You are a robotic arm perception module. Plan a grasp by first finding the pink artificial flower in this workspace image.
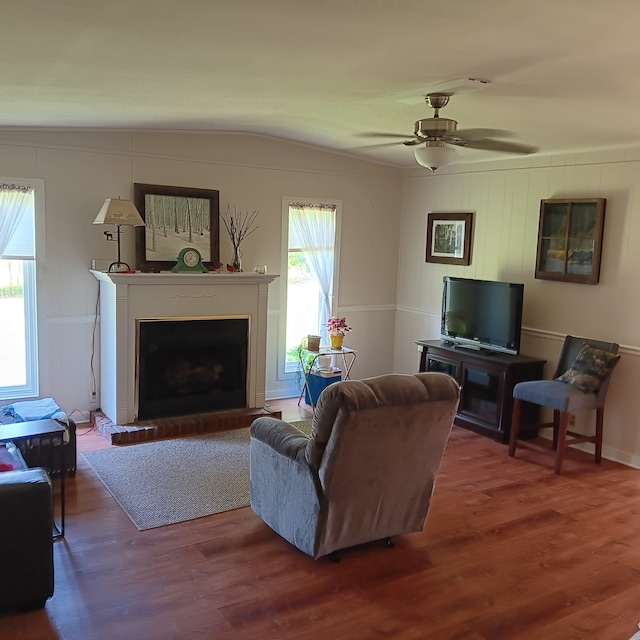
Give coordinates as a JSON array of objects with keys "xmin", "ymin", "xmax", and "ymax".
[{"xmin": 326, "ymin": 316, "xmax": 352, "ymax": 335}]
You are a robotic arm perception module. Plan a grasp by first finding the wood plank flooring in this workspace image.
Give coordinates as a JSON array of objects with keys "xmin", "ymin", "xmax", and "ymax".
[{"xmin": 2, "ymin": 399, "xmax": 640, "ymax": 640}]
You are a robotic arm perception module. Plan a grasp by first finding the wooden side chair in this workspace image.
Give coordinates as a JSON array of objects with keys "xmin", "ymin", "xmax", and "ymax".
[{"xmin": 508, "ymin": 335, "xmax": 620, "ymax": 474}]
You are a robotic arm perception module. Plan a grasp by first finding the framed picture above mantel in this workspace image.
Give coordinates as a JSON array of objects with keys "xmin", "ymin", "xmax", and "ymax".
[
  {"xmin": 134, "ymin": 183, "xmax": 220, "ymax": 272},
  {"xmin": 535, "ymin": 198, "xmax": 606, "ymax": 285},
  {"xmin": 426, "ymin": 212, "xmax": 473, "ymax": 266}
]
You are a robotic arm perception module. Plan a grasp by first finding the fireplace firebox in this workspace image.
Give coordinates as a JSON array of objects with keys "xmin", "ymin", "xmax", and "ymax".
[{"xmin": 136, "ymin": 316, "xmax": 249, "ymax": 420}]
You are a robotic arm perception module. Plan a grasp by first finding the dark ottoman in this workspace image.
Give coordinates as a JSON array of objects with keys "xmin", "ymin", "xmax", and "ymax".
[{"xmin": 0, "ymin": 468, "xmax": 54, "ymax": 610}]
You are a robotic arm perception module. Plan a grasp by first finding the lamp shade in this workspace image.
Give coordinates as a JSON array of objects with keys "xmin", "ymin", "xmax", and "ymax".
[
  {"xmin": 414, "ymin": 141, "xmax": 455, "ymax": 172},
  {"xmin": 93, "ymin": 198, "xmax": 145, "ymax": 226}
]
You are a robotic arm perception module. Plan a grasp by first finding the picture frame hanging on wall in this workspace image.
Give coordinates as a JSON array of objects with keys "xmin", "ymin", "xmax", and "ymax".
[
  {"xmin": 426, "ymin": 212, "xmax": 473, "ymax": 265},
  {"xmin": 134, "ymin": 183, "xmax": 220, "ymax": 271},
  {"xmin": 535, "ymin": 198, "xmax": 606, "ymax": 285}
]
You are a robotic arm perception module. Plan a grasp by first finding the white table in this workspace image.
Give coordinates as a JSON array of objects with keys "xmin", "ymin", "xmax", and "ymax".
[{"xmin": 298, "ymin": 346, "xmax": 357, "ymax": 411}]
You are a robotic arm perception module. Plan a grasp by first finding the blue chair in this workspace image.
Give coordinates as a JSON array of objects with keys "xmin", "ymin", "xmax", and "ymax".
[{"xmin": 508, "ymin": 335, "xmax": 620, "ymax": 474}]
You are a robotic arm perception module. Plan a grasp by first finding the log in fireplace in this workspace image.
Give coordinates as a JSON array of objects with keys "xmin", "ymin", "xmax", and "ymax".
[{"xmin": 136, "ymin": 316, "xmax": 249, "ymax": 420}]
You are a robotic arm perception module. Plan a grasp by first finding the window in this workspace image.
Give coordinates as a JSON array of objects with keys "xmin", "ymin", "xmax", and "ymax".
[
  {"xmin": 0, "ymin": 180, "xmax": 42, "ymax": 400},
  {"xmin": 282, "ymin": 198, "xmax": 340, "ymax": 373}
]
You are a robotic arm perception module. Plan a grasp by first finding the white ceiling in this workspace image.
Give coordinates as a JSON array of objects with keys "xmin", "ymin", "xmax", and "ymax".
[{"xmin": 3, "ymin": 0, "xmax": 640, "ymax": 168}]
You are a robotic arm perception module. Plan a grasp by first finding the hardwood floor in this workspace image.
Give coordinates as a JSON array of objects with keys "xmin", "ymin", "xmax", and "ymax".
[{"xmin": 2, "ymin": 399, "xmax": 640, "ymax": 640}]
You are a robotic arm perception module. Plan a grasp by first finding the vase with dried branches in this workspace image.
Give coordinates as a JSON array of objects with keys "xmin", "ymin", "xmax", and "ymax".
[{"xmin": 221, "ymin": 204, "xmax": 259, "ymax": 272}]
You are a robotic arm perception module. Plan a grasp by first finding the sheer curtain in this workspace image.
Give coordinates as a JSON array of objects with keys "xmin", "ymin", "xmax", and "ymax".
[
  {"xmin": 0, "ymin": 181, "xmax": 38, "ymax": 399},
  {"xmin": 0, "ymin": 184, "xmax": 34, "ymax": 258},
  {"xmin": 289, "ymin": 203, "xmax": 336, "ymax": 343}
]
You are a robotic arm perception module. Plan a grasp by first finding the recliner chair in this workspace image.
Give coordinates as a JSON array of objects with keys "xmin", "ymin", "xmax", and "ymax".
[{"xmin": 249, "ymin": 372, "xmax": 460, "ymax": 559}]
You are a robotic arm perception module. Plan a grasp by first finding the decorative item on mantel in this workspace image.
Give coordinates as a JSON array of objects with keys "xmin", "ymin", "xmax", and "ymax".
[
  {"xmin": 326, "ymin": 316, "xmax": 351, "ymax": 350},
  {"xmin": 221, "ymin": 203, "xmax": 259, "ymax": 272},
  {"xmin": 93, "ymin": 198, "xmax": 145, "ymax": 272},
  {"xmin": 171, "ymin": 247, "xmax": 208, "ymax": 273}
]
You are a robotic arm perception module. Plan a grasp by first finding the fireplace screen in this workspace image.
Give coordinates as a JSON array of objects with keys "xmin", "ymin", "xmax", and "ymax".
[{"xmin": 136, "ymin": 316, "xmax": 249, "ymax": 420}]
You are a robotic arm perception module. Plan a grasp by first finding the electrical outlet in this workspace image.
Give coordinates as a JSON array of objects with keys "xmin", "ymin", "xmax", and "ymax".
[
  {"xmin": 569, "ymin": 414, "xmax": 576, "ymax": 427},
  {"xmin": 90, "ymin": 389, "xmax": 97, "ymax": 402}
]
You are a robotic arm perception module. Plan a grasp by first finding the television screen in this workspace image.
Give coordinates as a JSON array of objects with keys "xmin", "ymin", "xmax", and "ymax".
[{"xmin": 441, "ymin": 277, "xmax": 524, "ymax": 355}]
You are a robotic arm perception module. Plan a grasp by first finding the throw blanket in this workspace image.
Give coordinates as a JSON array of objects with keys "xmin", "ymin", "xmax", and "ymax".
[
  {"xmin": 1, "ymin": 397, "xmax": 69, "ymax": 425},
  {"xmin": 1, "ymin": 397, "xmax": 70, "ymax": 442}
]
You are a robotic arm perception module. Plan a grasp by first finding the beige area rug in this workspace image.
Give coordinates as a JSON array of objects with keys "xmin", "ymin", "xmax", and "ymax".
[{"xmin": 82, "ymin": 420, "xmax": 312, "ymax": 531}]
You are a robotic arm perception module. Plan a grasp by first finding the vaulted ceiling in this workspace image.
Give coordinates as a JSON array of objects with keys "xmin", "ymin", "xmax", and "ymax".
[{"xmin": 3, "ymin": 1, "xmax": 640, "ymax": 168}]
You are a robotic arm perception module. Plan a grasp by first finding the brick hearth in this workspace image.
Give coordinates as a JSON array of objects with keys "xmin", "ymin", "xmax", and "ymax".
[{"xmin": 93, "ymin": 406, "xmax": 282, "ymax": 445}]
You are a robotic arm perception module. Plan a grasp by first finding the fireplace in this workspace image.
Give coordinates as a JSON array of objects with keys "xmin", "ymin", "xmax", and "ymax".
[
  {"xmin": 91, "ymin": 271, "xmax": 277, "ymax": 425},
  {"xmin": 136, "ymin": 316, "xmax": 249, "ymax": 420}
]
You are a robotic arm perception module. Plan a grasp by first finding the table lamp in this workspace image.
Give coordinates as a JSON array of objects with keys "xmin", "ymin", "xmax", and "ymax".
[{"xmin": 93, "ymin": 198, "xmax": 145, "ymax": 272}]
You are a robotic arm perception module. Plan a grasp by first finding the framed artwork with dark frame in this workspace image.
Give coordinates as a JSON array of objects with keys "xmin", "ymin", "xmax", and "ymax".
[
  {"xmin": 535, "ymin": 198, "xmax": 606, "ymax": 285},
  {"xmin": 134, "ymin": 183, "xmax": 220, "ymax": 271},
  {"xmin": 426, "ymin": 212, "xmax": 473, "ymax": 265}
]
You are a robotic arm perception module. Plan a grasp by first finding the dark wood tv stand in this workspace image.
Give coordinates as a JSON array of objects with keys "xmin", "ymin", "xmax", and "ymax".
[{"xmin": 416, "ymin": 340, "xmax": 546, "ymax": 443}]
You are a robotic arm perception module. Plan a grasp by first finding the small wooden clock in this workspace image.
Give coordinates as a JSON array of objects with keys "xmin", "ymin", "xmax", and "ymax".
[{"xmin": 172, "ymin": 248, "xmax": 208, "ymax": 273}]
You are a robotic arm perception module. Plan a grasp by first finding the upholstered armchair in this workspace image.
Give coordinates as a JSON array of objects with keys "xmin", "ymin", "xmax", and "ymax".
[{"xmin": 249, "ymin": 372, "xmax": 460, "ymax": 560}]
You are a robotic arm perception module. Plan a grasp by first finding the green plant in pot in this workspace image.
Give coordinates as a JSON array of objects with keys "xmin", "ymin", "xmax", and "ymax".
[{"xmin": 293, "ymin": 340, "xmax": 316, "ymax": 391}]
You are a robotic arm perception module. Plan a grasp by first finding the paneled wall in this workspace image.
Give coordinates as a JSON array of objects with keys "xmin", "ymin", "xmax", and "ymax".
[
  {"xmin": 393, "ymin": 148, "xmax": 640, "ymax": 467},
  {"xmin": 0, "ymin": 130, "xmax": 401, "ymax": 419},
  {"xmin": 3, "ymin": 126, "xmax": 639, "ymax": 468}
]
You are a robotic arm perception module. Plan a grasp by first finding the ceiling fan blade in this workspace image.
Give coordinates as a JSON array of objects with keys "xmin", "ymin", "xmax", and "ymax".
[
  {"xmin": 451, "ymin": 138, "xmax": 538, "ymax": 155},
  {"xmin": 354, "ymin": 132, "xmax": 415, "ymax": 139},
  {"xmin": 352, "ymin": 141, "xmax": 410, "ymax": 150},
  {"xmin": 454, "ymin": 128, "xmax": 515, "ymax": 141}
]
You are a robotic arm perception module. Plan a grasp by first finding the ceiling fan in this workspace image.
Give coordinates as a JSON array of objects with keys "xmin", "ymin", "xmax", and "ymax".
[{"xmin": 361, "ymin": 93, "xmax": 538, "ymax": 171}]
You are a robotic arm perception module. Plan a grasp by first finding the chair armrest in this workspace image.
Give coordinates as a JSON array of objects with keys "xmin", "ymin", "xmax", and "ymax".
[{"xmin": 250, "ymin": 417, "xmax": 309, "ymax": 464}]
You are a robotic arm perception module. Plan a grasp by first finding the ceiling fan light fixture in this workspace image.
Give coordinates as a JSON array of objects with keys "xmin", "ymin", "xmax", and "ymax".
[{"xmin": 414, "ymin": 141, "xmax": 455, "ymax": 172}]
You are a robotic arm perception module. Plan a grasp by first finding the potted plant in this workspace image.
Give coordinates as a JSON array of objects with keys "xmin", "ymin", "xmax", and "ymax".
[
  {"xmin": 293, "ymin": 341, "xmax": 316, "ymax": 390},
  {"xmin": 326, "ymin": 316, "xmax": 351, "ymax": 350}
]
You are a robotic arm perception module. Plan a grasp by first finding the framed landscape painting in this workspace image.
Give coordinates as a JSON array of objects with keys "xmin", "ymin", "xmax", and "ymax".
[
  {"xmin": 134, "ymin": 183, "xmax": 220, "ymax": 271},
  {"xmin": 426, "ymin": 212, "xmax": 473, "ymax": 265}
]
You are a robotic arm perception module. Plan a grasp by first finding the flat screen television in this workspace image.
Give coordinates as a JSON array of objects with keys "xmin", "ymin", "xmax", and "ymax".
[{"xmin": 441, "ymin": 276, "xmax": 524, "ymax": 355}]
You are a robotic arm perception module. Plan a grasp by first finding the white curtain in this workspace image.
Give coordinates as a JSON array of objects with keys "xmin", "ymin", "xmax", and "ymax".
[
  {"xmin": 0, "ymin": 185, "xmax": 34, "ymax": 258},
  {"xmin": 289, "ymin": 203, "xmax": 336, "ymax": 343}
]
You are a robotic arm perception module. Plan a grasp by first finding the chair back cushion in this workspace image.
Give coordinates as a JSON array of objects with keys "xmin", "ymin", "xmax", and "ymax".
[
  {"xmin": 553, "ymin": 335, "xmax": 620, "ymax": 398},
  {"xmin": 553, "ymin": 335, "xmax": 619, "ymax": 379},
  {"xmin": 305, "ymin": 372, "xmax": 460, "ymax": 557},
  {"xmin": 555, "ymin": 342, "xmax": 620, "ymax": 392}
]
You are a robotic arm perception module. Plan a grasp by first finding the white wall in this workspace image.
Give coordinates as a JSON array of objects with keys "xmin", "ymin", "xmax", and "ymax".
[
  {"xmin": 4, "ymin": 127, "xmax": 638, "ymax": 468},
  {"xmin": 0, "ymin": 130, "xmax": 402, "ymax": 420},
  {"xmin": 393, "ymin": 147, "xmax": 640, "ymax": 468}
]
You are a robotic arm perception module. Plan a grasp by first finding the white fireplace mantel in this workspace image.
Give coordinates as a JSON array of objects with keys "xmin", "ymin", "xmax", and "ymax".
[{"xmin": 91, "ymin": 270, "xmax": 278, "ymax": 424}]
